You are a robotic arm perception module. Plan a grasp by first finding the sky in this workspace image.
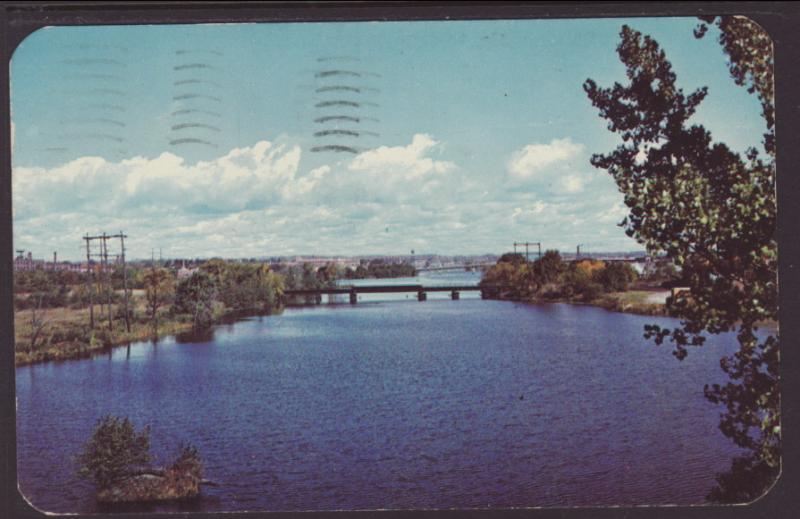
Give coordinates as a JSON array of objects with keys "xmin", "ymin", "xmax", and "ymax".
[{"xmin": 10, "ymin": 17, "xmax": 767, "ymax": 261}]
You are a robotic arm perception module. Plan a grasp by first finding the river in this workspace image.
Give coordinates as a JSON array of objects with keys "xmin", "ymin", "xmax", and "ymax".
[{"xmin": 16, "ymin": 271, "xmax": 745, "ymax": 512}]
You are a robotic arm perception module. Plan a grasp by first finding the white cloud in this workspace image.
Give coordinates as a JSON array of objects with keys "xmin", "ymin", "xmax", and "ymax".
[
  {"xmin": 11, "ymin": 134, "xmax": 639, "ymax": 259},
  {"xmin": 349, "ymin": 134, "xmax": 456, "ymax": 180},
  {"xmin": 559, "ymin": 174, "xmax": 585, "ymax": 194},
  {"xmin": 507, "ymin": 138, "xmax": 583, "ymax": 179},
  {"xmin": 13, "ymin": 140, "xmax": 301, "ymax": 220}
]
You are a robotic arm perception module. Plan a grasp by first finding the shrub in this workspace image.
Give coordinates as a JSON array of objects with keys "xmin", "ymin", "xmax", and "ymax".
[
  {"xmin": 77, "ymin": 415, "xmax": 151, "ymax": 488},
  {"xmin": 593, "ymin": 262, "xmax": 638, "ymax": 292}
]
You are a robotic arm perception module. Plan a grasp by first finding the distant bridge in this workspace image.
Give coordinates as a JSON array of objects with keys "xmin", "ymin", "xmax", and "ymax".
[
  {"xmin": 283, "ymin": 284, "xmax": 506, "ymax": 304},
  {"xmin": 415, "ymin": 263, "xmax": 495, "ymax": 272}
]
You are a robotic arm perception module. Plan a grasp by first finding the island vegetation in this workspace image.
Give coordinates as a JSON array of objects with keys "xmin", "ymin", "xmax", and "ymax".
[{"xmin": 77, "ymin": 415, "xmax": 205, "ymax": 503}]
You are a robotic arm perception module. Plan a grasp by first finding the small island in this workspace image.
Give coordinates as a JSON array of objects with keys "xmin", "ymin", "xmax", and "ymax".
[{"xmin": 77, "ymin": 416, "xmax": 207, "ymax": 504}]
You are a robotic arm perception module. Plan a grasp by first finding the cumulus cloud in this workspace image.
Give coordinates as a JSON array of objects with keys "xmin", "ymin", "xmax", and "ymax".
[
  {"xmin": 349, "ymin": 133, "xmax": 456, "ymax": 179},
  {"xmin": 12, "ymin": 133, "xmax": 638, "ymax": 259},
  {"xmin": 507, "ymin": 138, "xmax": 583, "ymax": 179},
  {"xmin": 14, "ymin": 140, "xmax": 302, "ymax": 220}
]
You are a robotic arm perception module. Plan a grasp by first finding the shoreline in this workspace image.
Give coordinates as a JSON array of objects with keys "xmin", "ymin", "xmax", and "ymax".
[
  {"xmin": 15, "ymin": 291, "xmax": 670, "ymax": 368},
  {"xmin": 484, "ymin": 289, "xmax": 669, "ymax": 317}
]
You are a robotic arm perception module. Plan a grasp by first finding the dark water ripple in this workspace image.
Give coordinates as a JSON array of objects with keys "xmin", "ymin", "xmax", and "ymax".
[{"xmin": 16, "ymin": 299, "xmax": 744, "ymax": 512}]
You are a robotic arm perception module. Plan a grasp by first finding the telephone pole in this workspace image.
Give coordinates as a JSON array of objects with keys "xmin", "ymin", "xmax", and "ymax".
[
  {"xmin": 514, "ymin": 241, "xmax": 542, "ymax": 261},
  {"xmin": 82, "ymin": 231, "xmax": 128, "ymax": 331}
]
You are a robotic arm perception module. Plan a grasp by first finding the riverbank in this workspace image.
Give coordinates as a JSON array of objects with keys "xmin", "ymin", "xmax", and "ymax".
[
  {"xmin": 14, "ymin": 289, "xmax": 671, "ymax": 367},
  {"xmin": 13, "ymin": 300, "xmax": 285, "ymax": 367},
  {"xmin": 485, "ymin": 289, "xmax": 670, "ymax": 317},
  {"xmin": 14, "ymin": 305, "xmax": 193, "ymax": 367}
]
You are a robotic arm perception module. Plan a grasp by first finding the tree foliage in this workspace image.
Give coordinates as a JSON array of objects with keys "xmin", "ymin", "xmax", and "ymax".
[
  {"xmin": 77, "ymin": 415, "xmax": 151, "ymax": 489},
  {"xmin": 584, "ymin": 19, "xmax": 778, "ymax": 502},
  {"xmin": 593, "ymin": 262, "xmax": 638, "ymax": 292},
  {"xmin": 143, "ymin": 268, "xmax": 176, "ymax": 331},
  {"xmin": 174, "ymin": 271, "xmax": 218, "ymax": 329},
  {"xmin": 533, "ymin": 250, "xmax": 565, "ymax": 284}
]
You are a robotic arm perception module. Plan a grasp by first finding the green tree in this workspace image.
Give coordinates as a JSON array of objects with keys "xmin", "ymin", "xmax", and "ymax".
[
  {"xmin": 593, "ymin": 262, "xmax": 638, "ymax": 292},
  {"xmin": 584, "ymin": 18, "xmax": 777, "ymax": 502},
  {"xmin": 533, "ymin": 250, "xmax": 564, "ymax": 284},
  {"xmin": 143, "ymin": 268, "xmax": 175, "ymax": 333},
  {"xmin": 174, "ymin": 271, "xmax": 217, "ymax": 329},
  {"xmin": 77, "ymin": 415, "xmax": 151, "ymax": 489}
]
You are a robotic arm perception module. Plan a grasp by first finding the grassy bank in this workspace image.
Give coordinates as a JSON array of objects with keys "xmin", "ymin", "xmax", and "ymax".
[
  {"xmin": 489, "ymin": 289, "xmax": 669, "ymax": 317},
  {"xmin": 14, "ymin": 300, "xmax": 196, "ymax": 367}
]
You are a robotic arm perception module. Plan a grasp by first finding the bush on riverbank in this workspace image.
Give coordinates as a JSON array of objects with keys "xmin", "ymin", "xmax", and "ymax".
[{"xmin": 480, "ymin": 251, "xmax": 643, "ymax": 305}]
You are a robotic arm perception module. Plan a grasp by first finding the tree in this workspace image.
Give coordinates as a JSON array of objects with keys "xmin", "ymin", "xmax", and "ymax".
[
  {"xmin": 77, "ymin": 415, "xmax": 151, "ymax": 489},
  {"xmin": 143, "ymin": 268, "xmax": 175, "ymax": 333},
  {"xmin": 533, "ymin": 250, "xmax": 564, "ymax": 284},
  {"xmin": 174, "ymin": 271, "xmax": 217, "ymax": 329},
  {"xmin": 584, "ymin": 18, "xmax": 777, "ymax": 502},
  {"xmin": 498, "ymin": 252, "xmax": 527, "ymax": 265},
  {"xmin": 27, "ymin": 294, "xmax": 48, "ymax": 351},
  {"xmin": 593, "ymin": 262, "xmax": 638, "ymax": 292}
]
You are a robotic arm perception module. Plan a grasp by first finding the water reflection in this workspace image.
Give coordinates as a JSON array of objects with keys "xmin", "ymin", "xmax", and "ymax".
[
  {"xmin": 176, "ymin": 327, "xmax": 216, "ymax": 344},
  {"xmin": 16, "ymin": 283, "xmax": 744, "ymax": 513}
]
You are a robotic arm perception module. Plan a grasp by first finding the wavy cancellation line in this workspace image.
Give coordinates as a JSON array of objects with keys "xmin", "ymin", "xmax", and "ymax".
[
  {"xmin": 80, "ymin": 103, "xmax": 127, "ymax": 112},
  {"xmin": 173, "ymin": 79, "xmax": 222, "ymax": 87},
  {"xmin": 59, "ymin": 118, "xmax": 126, "ymax": 127},
  {"xmin": 314, "ymin": 115, "xmax": 379, "ymax": 124},
  {"xmin": 173, "ymin": 93, "xmax": 222, "ymax": 102},
  {"xmin": 169, "ymin": 138, "xmax": 218, "ymax": 148},
  {"xmin": 171, "ymin": 123, "xmax": 221, "ymax": 132},
  {"xmin": 171, "ymin": 108, "xmax": 222, "ymax": 118},
  {"xmin": 174, "ymin": 63, "xmax": 216, "ymax": 71},
  {"xmin": 310, "ymin": 144, "xmax": 360, "ymax": 154},
  {"xmin": 62, "ymin": 88, "xmax": 126, "ymax": 97},
  {"xmin": 62, "ymin": 133, "xmax": 125, "ymax": 143},
  {"xmin": 315, "ymin": 85, "xmax": 380, "ymax": 94},
  {"xmin": 61, "ymin": 57, "xmax": 124, "ymax": 66},
  {"xmin": 314, "ymin": 129, "xmax": 380, "ymax": 138},
  {"xmin": 64, "ymin": 73, "xmax": 124, "ymax": 82}
]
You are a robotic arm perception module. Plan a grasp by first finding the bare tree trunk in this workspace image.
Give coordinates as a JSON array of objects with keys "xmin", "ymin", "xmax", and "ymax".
[{"xmin": 29, "ymin": 294, "xmax": 48, "ymax": 351}]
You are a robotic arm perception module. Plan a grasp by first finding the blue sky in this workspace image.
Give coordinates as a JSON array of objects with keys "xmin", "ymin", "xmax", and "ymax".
[{"xmin": 11, "ymin": 18, "xmax": 767, "ymax": 260}]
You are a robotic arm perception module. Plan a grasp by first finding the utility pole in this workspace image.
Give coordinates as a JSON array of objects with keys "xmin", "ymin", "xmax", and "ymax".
[
  {"xmin": 82, "ymin": 231, "xmax": 128, "ymax": 331},
  {"xmin": 514, "ymin": 241, "xmax": 541, "ymax": 261},
  {"xmin": 102, "ymin": 232, "xmax": 113, "ymax": 331},
  {"xmin": 119, "ymin": 231, "xmax": 130, "ymax": 332},
  {"xmin": 84, "ymin": 235, "xmax": 94, "ymax": 329}
]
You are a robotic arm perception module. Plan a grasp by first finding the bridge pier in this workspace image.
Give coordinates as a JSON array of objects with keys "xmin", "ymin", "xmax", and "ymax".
[
  {"xmin": 417, "ymin": 290, "xmax": 427, "ymax": 302},
  {"xmin": 349, "ymin": 290, "xmax": 358, "ymax": 305},
  {"xmin": 315, "ymin": 294, "xmax": 322, "ymax": 305},
  {"xmin": 451, "ymin": 290, "xmax": 460, "ymax": 300}
]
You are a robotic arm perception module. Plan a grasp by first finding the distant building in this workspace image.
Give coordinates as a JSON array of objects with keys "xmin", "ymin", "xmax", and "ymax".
[
  {"xmin": 177, "ymin": 261, "xmax": 199, "ymax": 280},
  {"xmin": 14, "ymin": 251, "xmax": 84, "ymax": 272}
]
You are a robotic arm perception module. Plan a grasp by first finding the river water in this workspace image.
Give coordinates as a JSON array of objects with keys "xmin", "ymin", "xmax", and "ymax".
[{"xmin": 16, "ymin": 271, "xmax": 745, "ymax": 512}]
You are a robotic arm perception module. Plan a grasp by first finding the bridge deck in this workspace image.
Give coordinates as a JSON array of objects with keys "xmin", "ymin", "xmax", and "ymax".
[{"xmin": 284, "ymin": 284, "xmax": 487, "ymax": 296}]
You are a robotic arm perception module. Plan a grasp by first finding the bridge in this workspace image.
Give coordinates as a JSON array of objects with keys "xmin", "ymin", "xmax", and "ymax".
[
  {"xmin": 283, "ymin": 284, "xmax": 495, "ymax": 304},
  {"xmin": 415, "ymin": 263, "xmax": 495, "ymax": 273}
]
